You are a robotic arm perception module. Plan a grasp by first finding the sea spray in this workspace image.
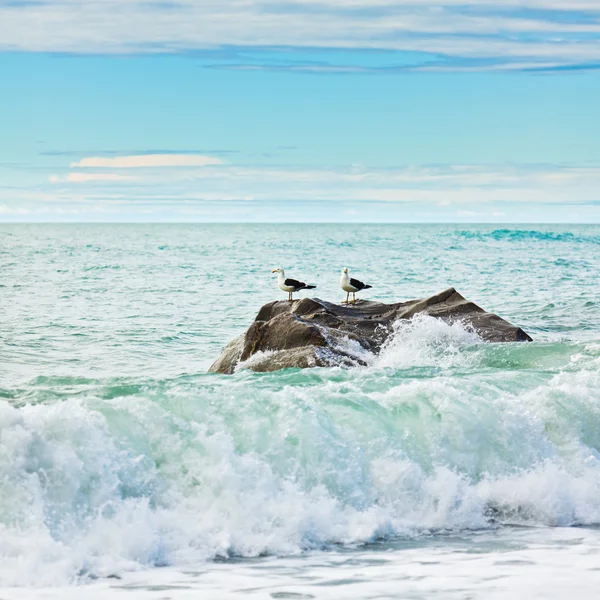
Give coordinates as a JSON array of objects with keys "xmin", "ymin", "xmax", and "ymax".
[
  {"xmin": 374, "ymin": 314, "xmax": 482, "ymax": 370},
  {"xmin": 2, "ymin": 324, "xmax": 600, "ymax": 585}
]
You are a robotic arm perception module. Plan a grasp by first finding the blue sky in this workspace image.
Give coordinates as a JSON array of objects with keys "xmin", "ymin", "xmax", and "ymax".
[{"xmin": 1, "ymin": 0, "xmax": 600, "ymax": 222}]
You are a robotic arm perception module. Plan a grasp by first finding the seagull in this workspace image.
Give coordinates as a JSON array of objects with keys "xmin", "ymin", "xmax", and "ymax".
[
  {"xmin": 340, "ymin": 267, "xmax": 372, "ymax": 305},
  {"xmin": 272, "ymin": 267, "xmax": 316, "ymax": 301}
]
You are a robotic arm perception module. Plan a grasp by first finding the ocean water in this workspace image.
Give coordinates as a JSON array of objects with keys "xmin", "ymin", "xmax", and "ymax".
[{"xmin": 2, "ymin": 223, "xmax": 600, "ymax": 599}]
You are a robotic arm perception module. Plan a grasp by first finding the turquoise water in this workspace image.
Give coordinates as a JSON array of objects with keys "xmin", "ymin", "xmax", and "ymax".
[{"xmin": 2, "ymin": 224, "xmax": 600, "ymax": 598}]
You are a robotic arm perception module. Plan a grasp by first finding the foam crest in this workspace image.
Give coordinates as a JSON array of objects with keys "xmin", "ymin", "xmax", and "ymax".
[
  {"xmin": 2, "ymin": 343, "xmax": 600, "ymax": 586},
  {"xmin": 375, "ymin": 314, "xmax": 481, "ymax": 370}
]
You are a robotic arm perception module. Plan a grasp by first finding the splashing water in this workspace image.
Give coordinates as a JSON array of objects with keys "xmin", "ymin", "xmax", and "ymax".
[{"xmin": 374, "ymin": 313, "xmax": 482, "ymax": 369}]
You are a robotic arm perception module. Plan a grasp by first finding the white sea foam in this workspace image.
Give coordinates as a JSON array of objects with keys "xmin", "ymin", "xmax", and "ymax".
[
  {"xmin": 316, "ymin": 314, "xmax": 481, "ymax": 372},
  {"xmin": 234, "ymin": 349, "xmax": 278, "ymax": 371},
  {"xmin": 2, "ymin": 343, "xmax": 600, "ymax": 587},
  {"xmin": 374, "ymin": 314, "xmax": 482, "ymax": 370}
]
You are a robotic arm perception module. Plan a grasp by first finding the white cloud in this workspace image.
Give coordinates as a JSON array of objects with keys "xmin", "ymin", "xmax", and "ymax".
[
  {"xmin": 38, "ymin": 162, "xmax": 600, "ymax": 205},
  {"xmin": 70, "ymin": 154, "xmax": 224, "ymax": 168},
  {"xmin": 0, "ymin": 204, "xmax": 31, "ymax": 215},
  {"xmin": 0, "ymin": 1, "xmax": 599, "ymax": 69},
  {"xmin": 4, "ymin": 160, "xmax": 600, "ymax": 222},
  {"xmin": 75, "ymin": 162, "xmax": 600, "ymax": 189},
  {"xmin": 290, "ymin": 1, "xmax": 600, "ymax": 7},
  {"xmin": 49, "ymin": 173, "xmax": 136, "ymax": 183}
]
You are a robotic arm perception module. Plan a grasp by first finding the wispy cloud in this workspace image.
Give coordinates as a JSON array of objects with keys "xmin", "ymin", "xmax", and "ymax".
[
  {"xmin": 1, "ymin": 1, "xmax": 599, "ymax": 70},
  {"xmin": 0, "ymin": 204, "xmax": 31, "ymax": 216},
  {"xmin": 5, "ymin": 162, "xmax": 600, "ymax": 222},
  {"xmin": 40, "ymin": 148, "xmax": 239, "ymax": 157},
  {"xmin": 70, "ymin": 154, "xmax": 224, "ymax": 168},
  {"xmin": 37, "ymin": 162, "xmax": 600, "ymax": 206},
  {"xmin": 49, "ymin": 173, "xmax": 136, "ymax": 183}
]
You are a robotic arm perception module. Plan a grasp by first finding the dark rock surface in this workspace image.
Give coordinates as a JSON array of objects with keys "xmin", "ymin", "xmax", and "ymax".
[{"xmin": 209, "ymin": 287, "xmax": 532, "ymax": 374}]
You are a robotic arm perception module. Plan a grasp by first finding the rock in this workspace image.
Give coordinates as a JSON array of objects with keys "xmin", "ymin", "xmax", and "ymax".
[{"xmin": 208, "ymin": 287, "xmax": 532, "ymax": 374}]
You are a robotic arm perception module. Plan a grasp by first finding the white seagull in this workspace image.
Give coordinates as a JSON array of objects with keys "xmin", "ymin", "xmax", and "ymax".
[
  {"xmin": 272, "ymin": 267, "xmax": 316, "ymax": 301},
  {"xmin": 340, "ymin": 267, "xmax": 372, "ymax": 304}
]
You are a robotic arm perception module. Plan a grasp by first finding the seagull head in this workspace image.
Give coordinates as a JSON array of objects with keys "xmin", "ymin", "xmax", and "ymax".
[
  {"xmin": 272, "ymin": 267, "xmax": 283, "ymax": 274},
  {"xmin": 342, "ymin": 267, "xmax": 348, "ymax": 274}
]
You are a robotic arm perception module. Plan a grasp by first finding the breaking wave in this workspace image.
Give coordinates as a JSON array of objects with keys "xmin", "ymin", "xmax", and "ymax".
[{"xmin": 2, "ymin": 317, "xmax": 600, "ymax": 587}]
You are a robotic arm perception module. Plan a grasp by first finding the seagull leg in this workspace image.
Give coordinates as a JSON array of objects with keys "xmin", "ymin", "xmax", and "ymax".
[
  {"xmin": 343, "ymin": 292, "xmax": 349, "ymax": 304},
  {"xmin": 352, "ymin": 292, "xmax": 356, "ymax": 305}
]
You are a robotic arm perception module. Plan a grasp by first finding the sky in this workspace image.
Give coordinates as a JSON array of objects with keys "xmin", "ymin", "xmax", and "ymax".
[{"xmin": 1, "ymin": 0, "xmax": 600, "ymax": 222}]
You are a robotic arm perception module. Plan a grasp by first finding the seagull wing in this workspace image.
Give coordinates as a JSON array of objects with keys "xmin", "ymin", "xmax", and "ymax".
[
  {"xmin": 284, "ymin": 278, "xmax": 306, "ymax": 289},
  {"xmin": 349, "ymin": 277, "xmax": 368, "ymax": 290}
]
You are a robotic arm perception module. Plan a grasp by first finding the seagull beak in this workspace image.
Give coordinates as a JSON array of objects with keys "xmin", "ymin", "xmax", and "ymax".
[{"xmin": 272, "ymin": 269, "xmax": 277, "ymax": 273}]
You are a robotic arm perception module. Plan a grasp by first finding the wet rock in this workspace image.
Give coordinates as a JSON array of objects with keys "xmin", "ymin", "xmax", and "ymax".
[{"xmin": 209, "ymin": 288, "xmax": 532, "ymax": 374}]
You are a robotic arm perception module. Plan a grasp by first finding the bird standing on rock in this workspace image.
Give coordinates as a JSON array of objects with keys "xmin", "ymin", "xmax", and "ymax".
[
  {"xmin": 340, "ymin": 267, "xmax": 372, "ymax": 304},
  {"xmin": 272, "ymin": 267, "xmax": 316, "ymax": 301}
]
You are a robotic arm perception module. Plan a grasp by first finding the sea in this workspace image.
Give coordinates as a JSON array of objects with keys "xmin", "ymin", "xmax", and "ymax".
[{"xmin": 2, "ymin": 223, "xmax": 600, "ymax": 599}]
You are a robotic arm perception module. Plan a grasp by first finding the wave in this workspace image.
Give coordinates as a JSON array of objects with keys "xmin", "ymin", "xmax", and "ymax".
[
  {"xmin": 456, "ymin": 229, "xmax": 600, "ymax": 244},
  {"xmin": 2, "ymin": 319, "xmax": 600, "ymax": 586}
]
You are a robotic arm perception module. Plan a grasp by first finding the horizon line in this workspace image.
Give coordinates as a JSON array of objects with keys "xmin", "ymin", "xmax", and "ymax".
[{"xmin": 1, "ymin": 221, "xmax": 599, "ymax": 226}]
